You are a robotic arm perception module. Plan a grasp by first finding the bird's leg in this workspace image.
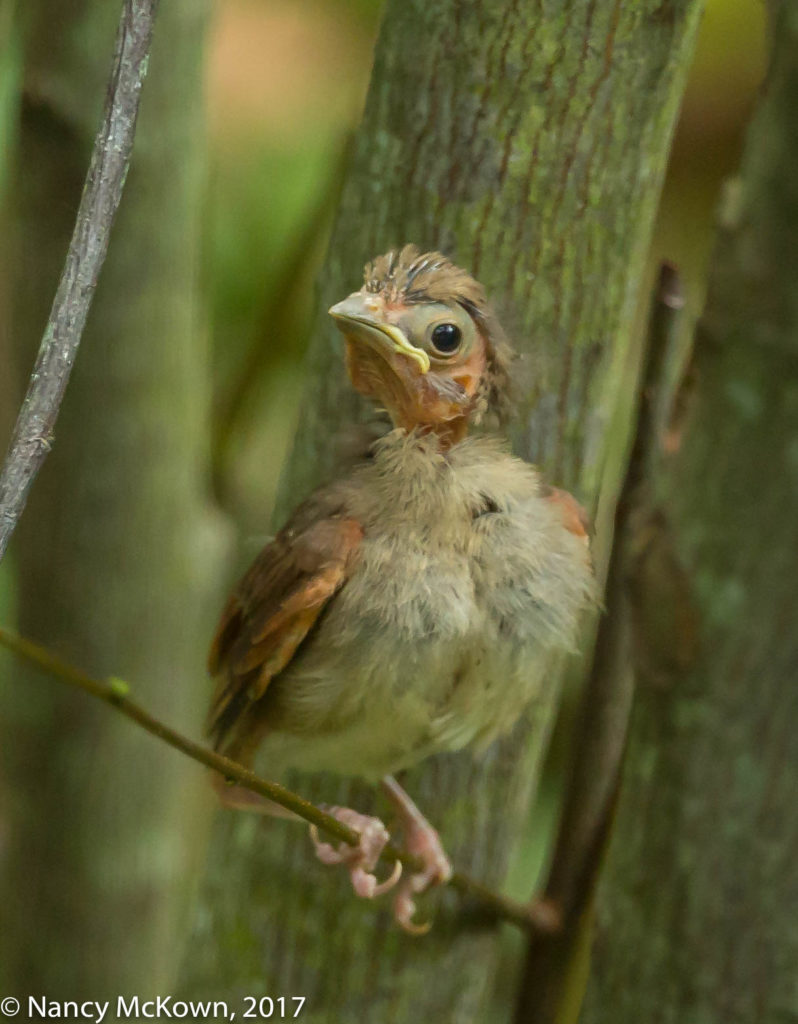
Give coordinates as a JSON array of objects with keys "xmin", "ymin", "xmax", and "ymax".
[
  {"xmin": 309, "ymin": 807, "xmax": 402, "ymax": 899},
  {"xmin": 380, "ymin": 774, "xmax": 453, "ymax": 934}
]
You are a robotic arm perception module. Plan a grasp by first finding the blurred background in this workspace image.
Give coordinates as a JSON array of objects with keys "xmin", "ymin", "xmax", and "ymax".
[{"xmin": 0, "ymin": 0, "xmax": 766, "ymax": 1007}]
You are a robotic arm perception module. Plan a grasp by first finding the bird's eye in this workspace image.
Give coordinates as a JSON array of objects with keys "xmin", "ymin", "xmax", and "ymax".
[{"xmin": 430, "ymin": 322, "xmax": 462, "ymax": 355}]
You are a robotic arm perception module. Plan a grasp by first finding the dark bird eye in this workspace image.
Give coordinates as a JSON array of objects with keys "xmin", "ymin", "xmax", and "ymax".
[{"xmin": 430, "ymin": 322, "xmax": 462, "ymax": 354}]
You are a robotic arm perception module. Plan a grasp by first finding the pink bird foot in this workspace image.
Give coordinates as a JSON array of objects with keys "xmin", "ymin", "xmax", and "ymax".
[
  {"xmin": 310, "ymin": 807, "xmax": 402, "ymax": 899},
  {"xmin": 381, "ymin": 775, "xmax": 453, "ymax": 935}
]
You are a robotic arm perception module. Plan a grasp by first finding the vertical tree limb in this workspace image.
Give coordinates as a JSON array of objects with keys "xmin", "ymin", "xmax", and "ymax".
[
  {"xmin": 515, "ymin": 265, "xmax": 686, "ymax": 1023},
  {"xmin": 0, "ymin": 0, "xmax": 158, "ymax": 562},
  {"xmin": 581, "ymin": 4, "xmax": 798, "ymax": 1020}
]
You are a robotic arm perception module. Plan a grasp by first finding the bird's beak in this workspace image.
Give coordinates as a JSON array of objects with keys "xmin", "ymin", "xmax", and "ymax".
[{"xmin": 329, "ymin": 294, "xmax": 430, "ymax": 373}]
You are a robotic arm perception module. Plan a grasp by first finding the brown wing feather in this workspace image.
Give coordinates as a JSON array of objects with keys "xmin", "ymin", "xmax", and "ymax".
[
  {"xmin": 207, "ymin": 504, "xmax": 362, "ymax": 759},
  {"xmin": 543, "ymin": 486, "xmax": 591, "ymax": 542}
]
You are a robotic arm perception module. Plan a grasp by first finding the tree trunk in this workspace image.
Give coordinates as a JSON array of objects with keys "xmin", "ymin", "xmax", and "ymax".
[
  {"xmin": 0, "ymin": 0, "xmax": 227, "ymax": 999},
  {"xmin": 182, "ymin": 1, "xmax": 703, "ymax": 1019},
  {"xmin": 580, "ymin": 4, "xmax": 798, "ymax": 1022}
]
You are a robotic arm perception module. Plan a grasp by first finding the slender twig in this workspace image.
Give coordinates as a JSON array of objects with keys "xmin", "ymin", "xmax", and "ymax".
[
  {"xmin": 0, "ymin": 0, "xmax": 159, "ymax": 562},
  {"xmin": 0, "ymin": 623, "xmax": 548, "ymax": 933},
  {"xmin": 514, "ymin": 264, "xmax": 686, "ymax": 1021}
]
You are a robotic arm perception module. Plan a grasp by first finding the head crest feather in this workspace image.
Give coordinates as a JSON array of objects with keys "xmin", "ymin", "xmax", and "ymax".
[{"xmin": 363, "ymin": 244, "xmax": 516, "ymax": 423}]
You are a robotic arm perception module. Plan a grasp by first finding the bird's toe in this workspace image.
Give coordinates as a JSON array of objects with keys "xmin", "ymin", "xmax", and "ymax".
[{"xmin": 309, "ymin": 807, "xmax": 399, "ymax": 899}]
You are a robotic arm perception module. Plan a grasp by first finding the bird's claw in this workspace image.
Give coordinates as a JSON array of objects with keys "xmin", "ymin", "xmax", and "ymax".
[
  {"xmin": 308, "ymin": 800, "xmax": 452, "ymax": 936},
  {"xmin": 309, "ymin": 808, "xmax": 402, "ymax": 899},
  {"xmin": 392, "ymin": 819, "xmax": 452, "ymax": 935}
]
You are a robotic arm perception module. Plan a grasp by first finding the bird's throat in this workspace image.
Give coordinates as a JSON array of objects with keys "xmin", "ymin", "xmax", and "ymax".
[{"xmin": 413, "ymin": 416, "xmax": 469, "ymax": 449}]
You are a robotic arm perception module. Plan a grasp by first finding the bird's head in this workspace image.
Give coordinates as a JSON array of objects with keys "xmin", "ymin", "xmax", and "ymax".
[{"xmin": 329, "ymin": 245, "xmax": 513, "ymax": 444}]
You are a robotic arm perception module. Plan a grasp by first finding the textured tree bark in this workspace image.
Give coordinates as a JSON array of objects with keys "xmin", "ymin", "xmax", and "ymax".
[
  {"xmin": 182, "ymin": 1, "xmax": 703, "ymax": 1019},
  {"xmin": 0, "ymin": 0, "xmax": 227, "ymax": 999},
  {"xmin": 580, "ymin": 5, "xmax": 798, "ymax": 1022},
  {"xmin": 514, "ymin": 265, "xmax": 688, "ymax": 1024}
]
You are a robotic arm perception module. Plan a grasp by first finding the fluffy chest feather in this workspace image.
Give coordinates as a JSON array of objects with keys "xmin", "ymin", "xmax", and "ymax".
[{"xmin": 263, "ymin": 432, "xmax": 593, "ymax": 779}]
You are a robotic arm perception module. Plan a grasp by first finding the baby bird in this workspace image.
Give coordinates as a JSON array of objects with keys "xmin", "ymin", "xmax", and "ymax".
[{"xmin": 207, "ymin": 245, "xmax": 595, "ymax": 932}]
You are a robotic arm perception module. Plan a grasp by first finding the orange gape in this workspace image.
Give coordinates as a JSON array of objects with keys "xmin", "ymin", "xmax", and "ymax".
[{"xmin": 207, "ymin": 245, "xmax": 596, "ymax": 933}]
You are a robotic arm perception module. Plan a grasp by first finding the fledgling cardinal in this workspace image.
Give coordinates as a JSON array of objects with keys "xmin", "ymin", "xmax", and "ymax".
[{"xmin": 207, "ymin": 245, "xmax": 595, "ymax": 933}]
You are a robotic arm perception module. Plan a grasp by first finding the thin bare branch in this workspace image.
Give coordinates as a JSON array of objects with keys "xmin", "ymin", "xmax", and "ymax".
[
  {"xmin": 0, "ymin": 623, "xmax": 551, "ymax": 934},
  {"xmin": 0, "ymin": 0, "xmax": 159, "ymax": 561}
]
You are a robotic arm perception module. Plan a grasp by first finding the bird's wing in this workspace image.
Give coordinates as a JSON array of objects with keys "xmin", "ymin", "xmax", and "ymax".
[
  {"xmin": 544, "ymin": 486, "xmax": 591, "ymax": 543},
  {"xmin": 207, "ymin": 498, "xmax": 362, "ymax": 757}
]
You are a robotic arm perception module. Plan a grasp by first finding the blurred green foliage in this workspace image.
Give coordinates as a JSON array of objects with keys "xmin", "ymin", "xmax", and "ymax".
[
  {"xmin": 0, "ymin": 2, "xmax": 21, "ymax": 201},
  {"xmin": 654, "ymin": 0, "xmax": 766, "ymax": 315},
  {"xmin": 205, "ymin": 0, "xmax": 381, "ymax": 521}
]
